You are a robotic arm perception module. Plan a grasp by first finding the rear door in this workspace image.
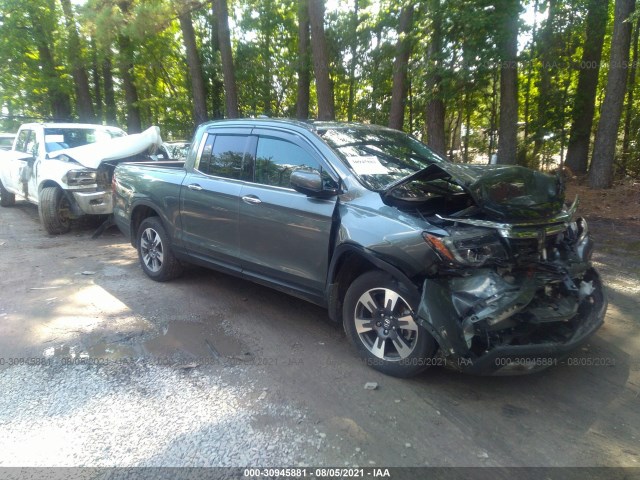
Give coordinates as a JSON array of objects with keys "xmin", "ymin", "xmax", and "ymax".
[
  {"xmin": 238, "ymin": 129, "xmax": 339, "ymax": 297},
  {"xmin": 179, "ymin": 128, "xmax": 253, "ymax": 271}
]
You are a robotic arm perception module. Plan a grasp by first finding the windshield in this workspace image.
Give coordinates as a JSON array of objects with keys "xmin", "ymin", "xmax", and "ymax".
[
  {"xmin": 319, "ymin": 126, "xmax": 446, "ymax": 190},
  {"xmin": 44, "ymin": 127, "xmax": 126, "ymax": 153}
]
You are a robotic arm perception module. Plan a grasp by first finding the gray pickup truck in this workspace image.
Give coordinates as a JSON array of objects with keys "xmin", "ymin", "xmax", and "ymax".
[{"xmin": 113, "ymin": 118, "xmax": 606, "ymax": 377}]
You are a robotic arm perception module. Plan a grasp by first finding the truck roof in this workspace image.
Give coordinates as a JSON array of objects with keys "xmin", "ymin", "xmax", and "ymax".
[
  {"xmin": 18, "ymin": 123, "xmax": 124, "ymax": 131},
  {"xmin": 198, "ymin": 118, "xmax": 399, "ymax": 135}
]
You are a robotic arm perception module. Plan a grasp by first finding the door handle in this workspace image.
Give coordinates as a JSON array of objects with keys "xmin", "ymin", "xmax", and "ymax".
[
  {"xmin": 242, "ymin": 195, "xmax": 262, "ymax": 205},
  {"xmin": 187, "ymin": 183, "xmax": 203, "ymax": 191}
]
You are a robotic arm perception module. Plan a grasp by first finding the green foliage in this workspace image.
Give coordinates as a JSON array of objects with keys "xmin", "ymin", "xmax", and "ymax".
[{"xmin": 0, "ymin": 0, "xmax": 638, "ymax": 181}]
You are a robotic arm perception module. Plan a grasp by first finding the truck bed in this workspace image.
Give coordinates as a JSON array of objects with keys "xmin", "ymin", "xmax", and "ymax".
[{"xmin": 113, "ymin": 161, "xmax": 189, "ymax": 241}]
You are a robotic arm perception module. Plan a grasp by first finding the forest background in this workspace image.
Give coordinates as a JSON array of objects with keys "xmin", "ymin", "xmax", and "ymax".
[{"xmin": 1, "ymin": 0, "xmax": 639, "ymax": 189}]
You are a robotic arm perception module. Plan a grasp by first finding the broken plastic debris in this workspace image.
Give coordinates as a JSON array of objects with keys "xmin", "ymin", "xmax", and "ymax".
[
  {"xmin": 364, "ymin": 382, "xmax": 378, "ymax": 390},
  {"xmin": 81, "ymin": 271, "xmax": 96, "ymax": 275}
]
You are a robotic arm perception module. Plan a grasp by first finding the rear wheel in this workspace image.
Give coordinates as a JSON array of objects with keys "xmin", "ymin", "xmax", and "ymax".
[
  {"xmin": 343, "ymin": 270, "xmax": 437, "ymax": 378},
  {"xmin": 0, "ymin": 180, "xmax": 15, "ymax": 207},
  {"xmin": 39, "ymin": 186, "xmax": 71, "ymax": 234},
  {"xmin": 137, "ymin": 217, "xmax": 183, "ymax": 282}
]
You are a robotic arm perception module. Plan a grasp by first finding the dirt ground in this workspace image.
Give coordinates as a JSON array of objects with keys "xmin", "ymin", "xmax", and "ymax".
[{"xmin": 0, "ymin": 184, "xmax": 639, "ymax": 470}]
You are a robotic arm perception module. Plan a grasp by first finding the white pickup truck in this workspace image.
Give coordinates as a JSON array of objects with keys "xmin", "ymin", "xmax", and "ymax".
[{"xmin": 0, "ymin": 123, "xmax": 163, "ymax": 234}]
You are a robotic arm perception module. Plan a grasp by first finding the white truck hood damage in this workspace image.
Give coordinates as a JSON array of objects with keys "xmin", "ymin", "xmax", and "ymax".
[{"xmin": 49, "ymin": 126, "xmax": 163, "ymax": 169}]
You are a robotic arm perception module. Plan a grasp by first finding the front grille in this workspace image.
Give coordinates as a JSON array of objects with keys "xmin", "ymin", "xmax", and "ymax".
[{"xmin": 507, "ymin": 233, "xmax": 561, "ymax": 260}]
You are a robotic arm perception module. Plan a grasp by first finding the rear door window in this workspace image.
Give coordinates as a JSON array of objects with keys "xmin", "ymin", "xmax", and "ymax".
[{"xmin": 196, "ymin": 134, "xmax": 251, "ymax": 180}]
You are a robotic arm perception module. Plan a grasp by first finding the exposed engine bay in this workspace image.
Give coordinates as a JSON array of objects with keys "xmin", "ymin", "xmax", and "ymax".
[{"xmin": 383, "ymin": 162, "xmax": 606, "ymax": 374}]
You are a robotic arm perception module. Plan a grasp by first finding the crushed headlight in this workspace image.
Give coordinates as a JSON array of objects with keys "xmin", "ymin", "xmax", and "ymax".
[
  {"xmin": 423, "ymin": 227, "xmax": 508, "ymax": 267},
  {"xmin": 63, "ymin": 169, "xmax": 97, "ymax": 187}
]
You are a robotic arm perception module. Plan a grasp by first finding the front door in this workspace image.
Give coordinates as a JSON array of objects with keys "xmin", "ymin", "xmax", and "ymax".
[{"xmin": 238, "ymin": 130, "xmax": 339, "ymax": 297}]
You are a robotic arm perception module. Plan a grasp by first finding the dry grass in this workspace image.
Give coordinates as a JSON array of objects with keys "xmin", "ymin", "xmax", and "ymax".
[{"xmin": 565, "ymin": 178, "xmax": 640, "ymax": 225}]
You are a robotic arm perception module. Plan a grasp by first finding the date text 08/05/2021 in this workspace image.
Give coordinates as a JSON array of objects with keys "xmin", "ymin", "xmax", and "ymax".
[{"xmin": 244, "ymin": 467, "xmax": 391, "ymax": 478}]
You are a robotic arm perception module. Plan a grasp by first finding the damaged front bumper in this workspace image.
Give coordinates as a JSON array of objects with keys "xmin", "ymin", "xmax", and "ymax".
[
  {"xmin": 71, "ymin": 190, "xmax": 114, "ymax": 215},
  {"xmin": 416, "ymin": 223, "xmax": 607, "ymax": 375}
]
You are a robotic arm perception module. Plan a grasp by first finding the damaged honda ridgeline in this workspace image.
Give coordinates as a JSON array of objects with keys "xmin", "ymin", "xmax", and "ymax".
[{"xmin": 113, "ymin": 120, "xmax": 606, "ymax": 377}]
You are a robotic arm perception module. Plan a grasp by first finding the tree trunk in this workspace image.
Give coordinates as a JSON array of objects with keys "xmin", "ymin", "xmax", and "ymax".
[
  {"xmin": 209, "ymin": 1, "xmax": 224, "ymax": 119},
  {"xmin": 26, "ymin": 4, "xmax": 71, "ymax": 121},
  {"xmin": 589, "ymin": 0, "xmax": 635, "ymax": 189},
  {"xmin": 308, "ymin": 0, "xmax": 335, "ymax": 120},
  {"xmin": 488, "ymin": 70, "xmax": 499, "ymax": 161},
  {"xmin": 90, "ymin": 38, "xmax": 103, "ymax": 122},
  {"xmin": 425, "ymin": 0, "xmax": 446, "ymax": 155},
  {"xmin": 496, "ymin": 0, "xmax": 519, "ymax": 165},
  {"xmin": 103, "ymin": 55, "xmax": 117, "ymax": 126},
  {"xmin": 521, "ymin": 0, "xmax": 539, "ymax": 162},
  {"xmin": 216, "ymin": 0, "xmax": 240, "ymax": 118},
  {"xmin": 296, "ymin": 0, "xmax": 311, "ymax": 120},
  {"xmin": 179, "ymin": 9, "xmax": 208, "ymax": 126},
  {"xmin": 388, "ymin": 5, "xmax": 413, "ymax": 131},
  {"xmin": 370, "ymin": 26, "xmax": 382, "ymax": 125},
  {"xmin": 117, "ymin": 0, "xmax": 141, "ymax": 133},
  {"xmin": 464, "ymin": 91, "xmax": 471, "ymax": 162},
  {"xmin": 261, "ymin": 0, "xmax": 273, "ymax": 116},
  {"xmin": 565, "ymin": 0, "xmax": 609, "ymax": 174},
  {"xmin": 347, "ymin": 0, "xmax": 360, "ymax": 122},
  {"xmin": 533, "ymin": 0, "xmax": 558, "ymax": 159},
  {"xmin": 60, "ymin": 0, "xmax": 95, "ymax": 122},
  {"xmin": 621, "ymin": 18, "xmax": 640, "ymax": 173},
  {"xmin": 117, "ymin": 34, "xmax": 142, "ymax": 133},
  {"xmin": 449, "ymin": 108, "xmax": 462, "ymax": 159}
]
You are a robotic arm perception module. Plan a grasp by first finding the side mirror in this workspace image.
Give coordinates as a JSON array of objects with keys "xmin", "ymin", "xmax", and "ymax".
[
  {"xmin": 16, "ymin": 153, "xmax": 35, "ymax": 163},
  {"xmin": 290, "ymin": 170, "xmax": 338, "ymax": 198}
]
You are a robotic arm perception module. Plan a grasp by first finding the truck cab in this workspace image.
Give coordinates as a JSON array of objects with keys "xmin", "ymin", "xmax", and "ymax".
[{"xmin": 0, "ymin": 123, "xmax": 161, "ymax": 234}]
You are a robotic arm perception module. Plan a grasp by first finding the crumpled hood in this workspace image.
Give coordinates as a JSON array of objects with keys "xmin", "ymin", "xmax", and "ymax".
[
  {"xmin": 49, "ymin": 126, "xmax": 163, "ymax": 169},
  {"xmin": 425, "ymin": 163, "xmax": 565, "ymax": 221}
]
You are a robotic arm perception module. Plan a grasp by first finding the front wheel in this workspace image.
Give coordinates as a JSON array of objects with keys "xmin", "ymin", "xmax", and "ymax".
[
  {"xmin": 137, "ymin": 217, "xmax": 183, "ymax": 282},
  {"xmin": 343, "ymin": 271, "xmax": 437, "ymax": 378},
  {"xmin": 39, "ymin": 186, "xmax": 71, "ymax": 234}
]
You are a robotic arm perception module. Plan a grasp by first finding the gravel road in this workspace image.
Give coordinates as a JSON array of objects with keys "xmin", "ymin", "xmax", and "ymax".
[
  {"xmin": 0, "ymin": 361, "xmax": 313, "ymax": 467},
  {"xmin": 0, "ymin": 201, "xmax": 639, "ymax": 471}
]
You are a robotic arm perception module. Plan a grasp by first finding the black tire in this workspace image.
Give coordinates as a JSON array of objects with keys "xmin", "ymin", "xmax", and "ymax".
[
  {"xmin": 136, "ymin": 216, "xmax": 183, "ymax": 282},
  {"xmin": 343, "ymin": 270, "xmax": 437, "ymax": 378},
  {"xmin": 0, "ymin": 180, "xmax": 15, "ymax": 207},
  {"xmin": 39, "ymin": 186, "xmax": 71, "ymax": 234}
]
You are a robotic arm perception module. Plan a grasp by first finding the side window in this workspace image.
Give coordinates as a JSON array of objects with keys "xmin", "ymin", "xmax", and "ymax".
[
  {"xmin": 255, "ymin": 137, "xmax": 321, "ymax": 188},
  {"xmin": 15, "ymin": 130, "xmax": 35, "ymax": 155},
  {"xmin": 196, "ymin": 134, "xmax": 215, "ymax": 174},
  {"xmin": 196, "ymin": 134, "xmax": 249, "ymax": 180}
]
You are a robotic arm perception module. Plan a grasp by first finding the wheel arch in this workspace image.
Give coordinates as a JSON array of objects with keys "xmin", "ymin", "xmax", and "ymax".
[
  {"xmin": 326, "ymin": 243, "xmax": 420, "ymax": 324},
  {"xmin": 38, "ymin": 179, "xmax": 63, "ymax": 195},
  {"xmin": 129, "ymin": 200, "xmax": 164, "ymax": 247}
]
